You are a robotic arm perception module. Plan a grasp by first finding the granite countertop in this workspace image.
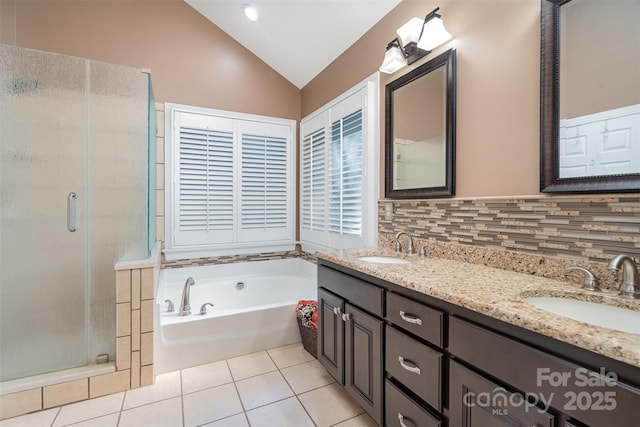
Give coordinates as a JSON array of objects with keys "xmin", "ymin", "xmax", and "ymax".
[{"xmin": 317, "ymin": 247, "xmax": 640, "ymax": 369}]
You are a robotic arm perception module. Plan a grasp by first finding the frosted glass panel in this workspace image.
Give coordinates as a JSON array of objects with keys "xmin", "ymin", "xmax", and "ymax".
[
  {"xmin": 88, "ymin": 61, "xmax": 149, "ymax": 359},
  {"xmin": 0, "ymin": 45, "xmax": 88, "ymax": 381}
]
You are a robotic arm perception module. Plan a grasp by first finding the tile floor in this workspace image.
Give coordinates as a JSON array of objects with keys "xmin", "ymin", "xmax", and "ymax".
[{"xmin": 0, "ymin": 344, "xmax": 377, "ymax": 427}]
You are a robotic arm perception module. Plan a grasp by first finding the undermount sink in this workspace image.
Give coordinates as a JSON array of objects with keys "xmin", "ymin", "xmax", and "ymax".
[
  {"xmin": 524, "ymin": 297, "xmax": 640, "ymax": 335},
  {"xmin": 355, "ymin": 255, "xmax": 412, "ymax": 265}
]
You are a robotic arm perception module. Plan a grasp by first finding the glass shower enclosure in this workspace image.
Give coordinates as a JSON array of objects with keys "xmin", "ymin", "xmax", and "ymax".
[{"xmin": 0, "ymin": 44, "xmax": 152, "ymax": 382}]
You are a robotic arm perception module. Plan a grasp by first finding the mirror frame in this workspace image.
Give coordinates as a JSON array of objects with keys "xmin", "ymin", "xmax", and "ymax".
[
  {"xmin": 540, "ymin": 0, "xmax": 640, "ymax": 193},
  {"xmin": 385, "ymin": 48, "xmax": 456, "ymax": 198}
]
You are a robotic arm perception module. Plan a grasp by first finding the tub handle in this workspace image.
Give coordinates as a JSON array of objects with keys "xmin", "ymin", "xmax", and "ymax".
[
  {"xmin": 164, "ymin": 299, "xmax": 174, "ymax": 312},
  {"xmin": 200, "ymin": 302, "xmax": 214, "ymax": 315}
]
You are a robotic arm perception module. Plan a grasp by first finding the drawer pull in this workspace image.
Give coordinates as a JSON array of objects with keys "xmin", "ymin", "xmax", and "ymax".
[
  {"xmin": 333, "ymin": 306, "xmax": 341, "ymax": 316},
  {"xmin": 398, "ymin": 412, "xmax": 414, "ymax": 427},
  {"xmin": 399, "ymin": 311, "xmax": 422, "ymax": 326},
  {"xmin": 398, "ymin": 356, "xmax": 421, "ymax": 375}
]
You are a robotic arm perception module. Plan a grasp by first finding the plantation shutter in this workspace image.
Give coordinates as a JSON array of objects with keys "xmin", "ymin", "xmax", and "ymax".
[
  {"xmin": 329, "ymin": 109, "xmax": 363, "ymax": 237},
  {"xmin": 174, "ymin": 112, "xmax": 234, "ymax": 246},
  {"xmin": 238, "ymin": 121, "xmax": 292, "ymax": 242},
  {"xmin": 171, "ymin": 110, "xmax": 294, "ymax": 250}
]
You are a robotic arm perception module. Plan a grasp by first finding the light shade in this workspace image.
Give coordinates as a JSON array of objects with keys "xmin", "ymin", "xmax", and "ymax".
[
  {"xmin": 379, "ymin": 41, "xmax": 406, "ymax": 74},
  {"xmin": 417, "ymin": 16, "xmax": 452, "ymax": 51},
  {"xmin": 396, "ymin": 17, "xmax": 424, "ymax": 46}
]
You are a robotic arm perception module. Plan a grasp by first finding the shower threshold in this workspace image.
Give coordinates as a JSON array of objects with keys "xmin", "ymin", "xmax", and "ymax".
[{"xmin": 0, "ymin": 363, "xmax": 115, "ymax": 396}]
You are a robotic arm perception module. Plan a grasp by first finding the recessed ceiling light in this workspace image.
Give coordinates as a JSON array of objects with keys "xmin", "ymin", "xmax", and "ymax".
[{"xmin": 243, "ymin": 3, "xmax": 259, "ymax": 22}]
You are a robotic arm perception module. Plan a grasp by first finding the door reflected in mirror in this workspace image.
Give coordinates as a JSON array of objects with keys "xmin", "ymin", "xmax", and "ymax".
[{"xmin": 385, "ymin": 49, "xmax": 456, "ymax": 198}]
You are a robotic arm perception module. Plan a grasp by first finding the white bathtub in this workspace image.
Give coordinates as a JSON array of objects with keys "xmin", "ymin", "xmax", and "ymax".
[{"xmin": 154, "ymin": 258, "xmax": 317, "ymax": 374}]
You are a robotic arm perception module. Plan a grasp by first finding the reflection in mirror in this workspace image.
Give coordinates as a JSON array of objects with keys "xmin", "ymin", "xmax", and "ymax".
[
  {"xmin": 541, "ymin": 0, "xmax": 640, "ymax": 192},
  {"xmin": 385, "ymin": 49, "xmax": 456, "ymax": 198}
]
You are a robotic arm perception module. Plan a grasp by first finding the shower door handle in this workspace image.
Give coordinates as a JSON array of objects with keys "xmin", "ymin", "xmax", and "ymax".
[{"xmin": 67, "ymin": 192, "xmax": 77, "ymax": 232}]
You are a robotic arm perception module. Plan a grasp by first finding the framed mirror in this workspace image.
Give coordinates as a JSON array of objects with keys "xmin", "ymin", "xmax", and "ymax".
[
  {"xmin": 385, "ymin": 48, "xmax": 456, "ymax": 198},
  {"xmin": 540, "ymin": 0, "xmax": 640, "ymax": 193}
]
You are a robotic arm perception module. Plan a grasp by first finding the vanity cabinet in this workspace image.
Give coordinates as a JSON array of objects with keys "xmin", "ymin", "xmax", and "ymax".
[
  {"xmin": 449, "ymin": 316, "xmax": 640, "ymax": 427},
  {"xmin": 317, "ymin": 267, "xmax": 384, "ymax": 424}
]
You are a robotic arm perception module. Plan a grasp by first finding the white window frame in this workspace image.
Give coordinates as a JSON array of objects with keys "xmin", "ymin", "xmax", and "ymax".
[
  {"xmin": 300, "ymin": 73, "xmax": 380, "ymax": 253},
  {"xmin": 164, "ymin": 103, "xmax": 297, "ymax": 260}
]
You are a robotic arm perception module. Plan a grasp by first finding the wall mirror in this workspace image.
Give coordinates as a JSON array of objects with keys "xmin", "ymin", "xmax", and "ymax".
[
  {"xmin": 540, "ymin": 0, "xmax": 640, "ymax": 192},
  {"xmin": 385, "ymin": 48, "xmax": 456, "ymax": 198}
]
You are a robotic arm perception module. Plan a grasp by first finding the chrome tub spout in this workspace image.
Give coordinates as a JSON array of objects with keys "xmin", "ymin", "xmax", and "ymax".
[{"xmin": 179, "ymin": 277, "xmax": 195, "ymax": 316}]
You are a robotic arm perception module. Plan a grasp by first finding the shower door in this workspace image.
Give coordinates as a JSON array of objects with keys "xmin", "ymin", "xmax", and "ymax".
[{"xmin": 0, "ymin": 45, "xmax": 88, "ymax": 381}]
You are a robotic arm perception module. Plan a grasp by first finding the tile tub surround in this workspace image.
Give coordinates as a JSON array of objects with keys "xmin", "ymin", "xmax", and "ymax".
[
  {"xmin": 161, "ymin": 248, "xmax": 317, "ymax": 269},
  {"xmin": 317, "ymin": 247, "xmax": 640, "ymax": 368}
]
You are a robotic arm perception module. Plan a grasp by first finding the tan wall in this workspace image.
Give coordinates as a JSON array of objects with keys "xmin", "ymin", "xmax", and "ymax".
[
  {"xmin": 0, "ymin": 0, "xmax": 300, "ymax": 120},
  {"xmin": 302, "ymin": 0, "xmax": 541, "ymax": 197},
  {"xmin": 560, "ymin": 0, "xmax": 640, "ymax": 118}
]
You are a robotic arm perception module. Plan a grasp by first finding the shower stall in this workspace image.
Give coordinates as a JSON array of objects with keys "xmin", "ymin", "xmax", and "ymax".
[{"xmin": 0, "ymin": 44, "xmax": 154, "ymax": 383}]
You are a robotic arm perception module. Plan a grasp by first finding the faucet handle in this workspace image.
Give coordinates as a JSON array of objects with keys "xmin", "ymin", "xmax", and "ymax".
[
  {"xmin": 164, "ymin": 299, "xmax": 175, "ymax": 312},
  {"xmin": 565, "ymin": 266, "xmax": 600, "ymax": 291},
  {"xmin": 394, "ymin": 240, "xmax": 403, "ymax": 253},
  {"xmin": 419, "ymin": 244, "xmax": 433, "ymax": 257},
  {"xmin": 200, "ymin": 303, "xmax": 214, "ymax": 315}
]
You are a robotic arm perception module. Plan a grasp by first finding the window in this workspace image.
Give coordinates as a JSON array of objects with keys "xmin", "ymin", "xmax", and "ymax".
[
  {"xmin": 300, "ymin": 74, "xmax": 379, "ymax": 252},
  {"xmin": 164, "ymin": 104, "xmax": 296, "ymax": 260}
]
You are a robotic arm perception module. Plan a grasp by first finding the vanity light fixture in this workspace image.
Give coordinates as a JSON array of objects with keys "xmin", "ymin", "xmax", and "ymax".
[
  {"xmin": 379, "ymin": 7, "xmax": 452, "ymax": 74},
  {"xmin": 243, "ymin": 3, "xmax": 259, "ymax": 22}
]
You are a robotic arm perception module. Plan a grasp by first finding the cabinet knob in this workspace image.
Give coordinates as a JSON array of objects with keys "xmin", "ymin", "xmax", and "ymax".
[
  {"xmin": 333, "ymin": 306, "xmax": 341, "ymax": 315},
  {"xmin": 342, "ymin": 313, "xmax": 351, "ymax": 322}
]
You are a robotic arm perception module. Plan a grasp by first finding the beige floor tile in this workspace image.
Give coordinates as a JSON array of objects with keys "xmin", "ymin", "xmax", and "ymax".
[
  {"xmin": 281, "ymin": 360, "xmax": 334, "ymax": 394},
  {"xmin": 64, "ymin": 412, "xmax": 119, "ymax": 427},
  {"xmin": 0, "ymin": 408, "xmax": 59, "ymax": 427},
  {"xmin": 122, "ymin": 370, "xmax": 181, "ymax": 410},
  {"xmin": 234, "ymin": 371, "xmax": 294, "ymax": 410},
  {"xmin": 201, "ymin": 413, "xmax": 249, "ymax": 427},
  {"xmin": 182, "ymin": 360, "xmax": 233, "ymax": 394},
  {"xmin": 245, "ymin": 397, "xmax": 315, "ymax": 427},
  {"xmin": 52, "ymin": 393, "xmax": 124, "ymax": 427},
  {"xmin": 298, "ymin": 383, "xmax": 364, "ymax": 427},
  {"xmin": 227, "ymin": 351, "xmax": 277, "ymax": 381},
  {"xmin": 267, "ymin": 343, "xmax": 315, "ymax": 369},
  {"xmin": 118, "ymin": 396, "xmax": 182, "ymax": 427},
  {"xmin": 333, "ymin": 413, "xmax": 378, "ymax": 426},
  {"xmin": 182, "ymin": 383, "xmax": 243, "ymax": 427}
]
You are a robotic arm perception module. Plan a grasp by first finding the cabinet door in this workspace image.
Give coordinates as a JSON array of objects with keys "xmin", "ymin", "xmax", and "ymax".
[
  {"xmin": 450, "ymin": 360, "xmax": 555, "ymax": 427},
  {"xmin": 344, "ymin": 303, "xmax": 384, "ymax": 425},
  {"xmin": 318, "ymin": 288, "xmax": 344, "ymax": 383}
]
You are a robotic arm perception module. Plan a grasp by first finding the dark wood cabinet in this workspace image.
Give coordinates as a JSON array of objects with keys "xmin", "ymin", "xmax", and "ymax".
[
  {"xmin": 317, "ymin": 269, "xmax": 384, "ymax": 424},
  {"xmin": 450, "ymin": 360, "xmax": 555, "ymax": 427}
]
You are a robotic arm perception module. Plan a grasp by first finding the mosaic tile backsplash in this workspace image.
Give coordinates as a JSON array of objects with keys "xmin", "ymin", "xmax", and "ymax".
[{"xmin": 379, "ymin": 195, "xmax": 640, "ymax": 290}]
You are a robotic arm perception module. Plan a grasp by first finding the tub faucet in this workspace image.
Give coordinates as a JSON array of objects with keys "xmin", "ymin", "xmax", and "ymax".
[
  {"xmin": 608, "ymin": 255, "xmax": 640, "ymax": 299},
  {"xmin": 179, "ymin": 277, "xmax": 195, "ymax": 316},
  {"xmin": 394, "ymin": 231, "xmax": 415, "ymax": 255}
]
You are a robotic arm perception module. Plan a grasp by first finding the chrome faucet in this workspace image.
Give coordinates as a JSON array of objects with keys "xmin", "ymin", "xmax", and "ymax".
[
  {"xmin": 608, "ymin": 255, "xmax": 640, "ymax": 299},
  {"xmin": 179, "ymin": 277, "xmax": 195, "ymax": 316},
  {"xmin": 394, "ymin": 231, "xmax": 415, "ymax": 255}
]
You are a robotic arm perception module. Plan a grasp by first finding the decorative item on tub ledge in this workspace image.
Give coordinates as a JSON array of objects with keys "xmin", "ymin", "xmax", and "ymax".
[
  {"xmin": 379, "ymin": 7, "xmax": 452, "ymax": 74},
  {"xmin": 296, "ymin": 300, "xmax": 317, "ymax": 357}
]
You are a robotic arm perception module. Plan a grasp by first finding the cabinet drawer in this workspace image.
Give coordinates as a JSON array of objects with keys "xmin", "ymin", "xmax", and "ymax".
[
  {"xmin": 449, "ymin": 316, "xmax": 640, "ymax": 427},
  {"xmin": 387, "ymin": 291, "xmax": 443, "ymax": 347},
  {"xmin": 385, "ymin": 379, "xmax": 441, "ymax": 427},
  {"xmin": 318, "ymin": 266, "xmax": 384, "ymax": 316},
  {"xmin": 386, "ymin": 325, "xmax": 442, "ymax": 411}
]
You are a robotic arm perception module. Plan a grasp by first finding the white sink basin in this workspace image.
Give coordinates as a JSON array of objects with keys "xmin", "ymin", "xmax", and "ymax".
[
  {"xmin": 524, "ymin": 297, "xmax": 640, "ymax": 335},
  {"xmin": 355, "ymin": 255, "xmax": 411, "ymax": 265}
]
